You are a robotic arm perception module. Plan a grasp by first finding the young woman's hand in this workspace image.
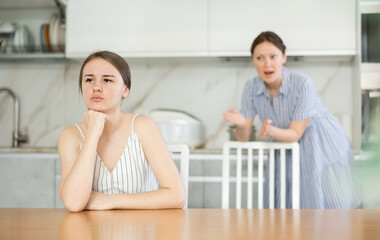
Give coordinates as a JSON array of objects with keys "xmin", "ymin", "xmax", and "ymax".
[
  {"xmin": 259, "ymin": 119, "xmax": 272, "ymax": 138},
  {"xmin": 223, "ymin": 109, "xmax": 246, "ymax": 127},
  {"xmin": 85, "ymin": 191, "xmax": 107, "ymax": 210},
  {"xmin": 84, "ymin": 110, "xmax": 108, "ymax": 139}
]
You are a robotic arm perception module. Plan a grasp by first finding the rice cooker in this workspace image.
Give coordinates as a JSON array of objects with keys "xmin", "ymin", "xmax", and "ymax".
[{"xmin": 148, "ymin": 109, "xmax": 205, "ymax": 149}]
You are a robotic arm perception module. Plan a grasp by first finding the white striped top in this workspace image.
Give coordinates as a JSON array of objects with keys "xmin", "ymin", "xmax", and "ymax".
[
  {"xmin": 75, "ymin": 114, "xmax": 159, "ymax": 195},
  {"xmin": 241, "ymin": 67, "xmax": 361, "ymax": 209}
]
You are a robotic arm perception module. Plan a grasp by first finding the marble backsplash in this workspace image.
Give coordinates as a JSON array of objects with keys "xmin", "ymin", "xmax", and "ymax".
[{"xmin": 0, "ymin": 58, "xmax": 355, "ymax": 149}]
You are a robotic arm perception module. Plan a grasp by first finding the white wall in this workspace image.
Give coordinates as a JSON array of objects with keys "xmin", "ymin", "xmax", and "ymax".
[{"xmin": 0, "ymin": 58, "xmax": 356, "ymax": 149}]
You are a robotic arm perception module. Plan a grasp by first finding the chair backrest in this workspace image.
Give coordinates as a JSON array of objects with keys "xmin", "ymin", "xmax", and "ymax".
[
  {"xmin": 167, "ymin": 144, "xmax": 190, "ymax": 209},
  {"xmin": 222, "ymin": 141, "xmax": 300, "ymax": 209}
]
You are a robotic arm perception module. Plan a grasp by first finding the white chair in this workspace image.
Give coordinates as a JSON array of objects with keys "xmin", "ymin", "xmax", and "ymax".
[
  {"xmin": 222, "ymin": 141, "xmax": 300, "ymax": 209},
  {"xmin": 167, "ymin": 144, "xmax": 190, "ymax": 209}
]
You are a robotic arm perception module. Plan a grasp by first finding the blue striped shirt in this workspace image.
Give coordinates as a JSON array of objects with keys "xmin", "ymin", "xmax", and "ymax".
[{"xmin": 241, "ymin": 67, "xmax": 360, "ymax": 209}]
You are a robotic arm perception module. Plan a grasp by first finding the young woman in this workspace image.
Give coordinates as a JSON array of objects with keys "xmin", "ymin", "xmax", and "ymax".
[
  {"xmin": 223, "ymin": 31, "xmax": 360, "ymax": 209},
  {"xmin": 58, "ymin": 51, "xmax": 185, "ymax": 212}
]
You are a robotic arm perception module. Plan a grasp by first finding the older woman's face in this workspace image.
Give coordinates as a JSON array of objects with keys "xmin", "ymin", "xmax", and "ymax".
[
  {"xmin": 81, "ymin": 58, "xmax": 129, "ymax": 113},
  {"xmin": 252, "ymin": 41, "xmax": 287, "ymax": 86}
]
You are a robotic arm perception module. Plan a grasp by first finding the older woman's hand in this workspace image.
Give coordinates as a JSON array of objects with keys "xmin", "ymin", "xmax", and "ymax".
[
  {"xmin": 259, "ymin": 119, "xmax": 272, "ymax": 138},
  {"xmin": 223, "ymin": 109, "xmax": 246, "ymax": 127}
]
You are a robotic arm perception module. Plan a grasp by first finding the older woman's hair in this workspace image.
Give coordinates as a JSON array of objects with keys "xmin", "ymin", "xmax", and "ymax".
[
  {"xmin": 78, "ymin": 51, "xmax": 131, "ymax": 93},
  {"xmin": 250, "ymin": 31, "xmax": 286, "ymax": 56}
]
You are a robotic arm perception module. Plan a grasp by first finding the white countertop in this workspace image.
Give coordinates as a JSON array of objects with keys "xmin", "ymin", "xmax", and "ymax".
[{"xmin": 0, "ymin": 147, "xmax": 223, "ymax": 154}]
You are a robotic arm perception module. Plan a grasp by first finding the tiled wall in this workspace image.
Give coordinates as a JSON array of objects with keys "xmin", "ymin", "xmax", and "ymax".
[{"xmin": 0, "ymin": 58, "xmax": 356, "ymax": 149}]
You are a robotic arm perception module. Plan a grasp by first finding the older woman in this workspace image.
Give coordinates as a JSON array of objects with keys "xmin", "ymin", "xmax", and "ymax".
[{"xmin": 224, "ymin": 31, "xmax": 360, "ymax": 209}]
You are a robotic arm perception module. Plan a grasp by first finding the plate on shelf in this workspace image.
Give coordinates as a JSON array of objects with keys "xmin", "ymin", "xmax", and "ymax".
[
  {"xmin": 40, "ymin": 24, "xmax": 47, "ymax": 52},
  {"xmin": 57, "ymin": 21, "xmax": 65, "ymax": 52},
  {"xmin": 57, "ymin": 20, "xmax": 65, "ymax": 52},
  {"xmin": 48, "ymin": 14, "xmax": 56, "ymax": 52},
  {"xmin": 49, "ymin": 13, "xmax": 65, "ymax": 53},
  {"xmin": 40, "ymin": 24, "xmax": 53, "ymax": 53},
  {"xmin": 49, "ymin": 13, "xmax": 59, "ymax": 52},
  {"xmin": 46, "ymin": 24, "xmax": 53, "ymax": 52}
]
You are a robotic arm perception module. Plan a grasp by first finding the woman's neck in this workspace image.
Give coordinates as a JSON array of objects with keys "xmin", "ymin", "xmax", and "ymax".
[
  {"xmin": 265, "ymin": 78, "xmax": 282, "ymax": 102},
  {"xmin": 103, "ymin": 111, "xmax": 123, "ymax": 136},
  {"xmin": 266, "ymin": 78, "xmax": 281, "ymax": 94}
]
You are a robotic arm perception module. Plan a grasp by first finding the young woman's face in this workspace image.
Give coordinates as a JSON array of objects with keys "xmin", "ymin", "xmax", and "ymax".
[
  {"xmin": 81, "ymin": 58, "xmax": 129, "ymax": 113},
  {"xmin": 252, "ymin": 41, "xmax": 287, "ymax": 86}
]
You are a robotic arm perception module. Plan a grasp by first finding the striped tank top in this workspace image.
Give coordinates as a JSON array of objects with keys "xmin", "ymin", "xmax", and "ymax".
[{"xmin": 75, "ymin": 114, "xmax": 159, "ymax": 195}]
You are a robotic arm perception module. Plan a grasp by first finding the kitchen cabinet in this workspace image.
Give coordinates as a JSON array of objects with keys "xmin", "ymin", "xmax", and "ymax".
[
  {"xmin": 209, "ymin": 0, "xmax": 357, "ymax": 56},
  {"xmin": 65, "ymin": 0, "xmax": 208, "ymax": 58},
  {"xmin": 0, "ymin": 153, "xmax": 60, "ymax": 208},
  {"xmin": 0, "ymin": 1, "xmax": 65, "ymax": 60},
  {"xmin": 66, "ymin": 0, "xmax": 356, "ymax": 58}
]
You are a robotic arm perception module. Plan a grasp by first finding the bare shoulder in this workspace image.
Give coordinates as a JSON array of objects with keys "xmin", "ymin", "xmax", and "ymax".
[
  {"xmin": 132, "ymin": 114, "xmax": 169, "ymax": 159},
  {"xmin": 132, "ymin": 114, "xmax": 163, "ymax": 142},
  {"xmin": 59, "ymin": 125, "xmax": 82, "ymax": 141},
  {"xmin": 133, "ymin": 114, "xmax": 157, "ymax": 132},
  {"xmin": 58, "ymin": 124, "xmax": 83, "ymax": 153}
]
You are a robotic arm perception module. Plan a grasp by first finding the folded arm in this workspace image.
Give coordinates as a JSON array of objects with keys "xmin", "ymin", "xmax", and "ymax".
[{"xmin": 261, "ymin": 118, "xmax": 310, "ymax": 142}]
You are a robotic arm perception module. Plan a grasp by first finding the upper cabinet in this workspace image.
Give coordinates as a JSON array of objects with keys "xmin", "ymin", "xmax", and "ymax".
[
  {"xmin": 0, "ymin": 0, "xmax": 56, "ymax": 8},
  {"xmin": 208, "ymin": 0, "xmax": 357, "ymax": 57},
  {"xmin": 64, "ymin": 0, "xmax": 356, "ymax": 58},
  {"xmin": 0, "ymin": 0, "xmax": 66, "ymax": 59},
  {"xmin": 65, "ymin": 0, "xmax": 208, "ymax": 58}
]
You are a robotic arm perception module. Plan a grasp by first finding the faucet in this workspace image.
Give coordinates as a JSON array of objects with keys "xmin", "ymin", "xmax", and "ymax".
[{"xmin": 0, "ymin": 87, "xmax": 28, "ymax": 148}]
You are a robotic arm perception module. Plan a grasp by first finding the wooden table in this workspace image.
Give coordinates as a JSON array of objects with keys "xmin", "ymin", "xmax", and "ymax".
[{"xmin": 0, "ymin": 208, "xmax": 379, "ymax": 239}]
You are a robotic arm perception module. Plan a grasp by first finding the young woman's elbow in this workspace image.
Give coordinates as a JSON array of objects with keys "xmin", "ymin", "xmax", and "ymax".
[
  {"xmin": 66, "ymin": 206, "xmax": 84, "ymax": 213},
  {"xmin": 175, "ymin": 196, "xmax": 186, "ymax": 209},
  {"xmin": 60, "ymin": 194, "xmax": 86, "ymax": 212},
  {"xmin": 173, "ymin": 189, "xmax": 186, "ymax": 209},
  {"xmin": 64, "ymin": 202, "xmax": 86, "ymax": 213}
]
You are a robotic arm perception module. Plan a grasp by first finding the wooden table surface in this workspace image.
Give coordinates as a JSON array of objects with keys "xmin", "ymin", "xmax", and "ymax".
[{"xmin": 0, "ymin": 208, "xmax": 379, "ymax": 240}]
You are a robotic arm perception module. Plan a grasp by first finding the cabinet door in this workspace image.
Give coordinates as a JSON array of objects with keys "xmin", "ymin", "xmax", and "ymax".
[
  {"xmin": 66, "ymin": 0, "xmax": 207, "ymax": 58},
  {"xmin": 209, "ymin": 0, "xmax": 356, "ymax": 56},
  {"xmin": 0, "ymin": 153, "xmax": 57, "ymax": 208}
]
